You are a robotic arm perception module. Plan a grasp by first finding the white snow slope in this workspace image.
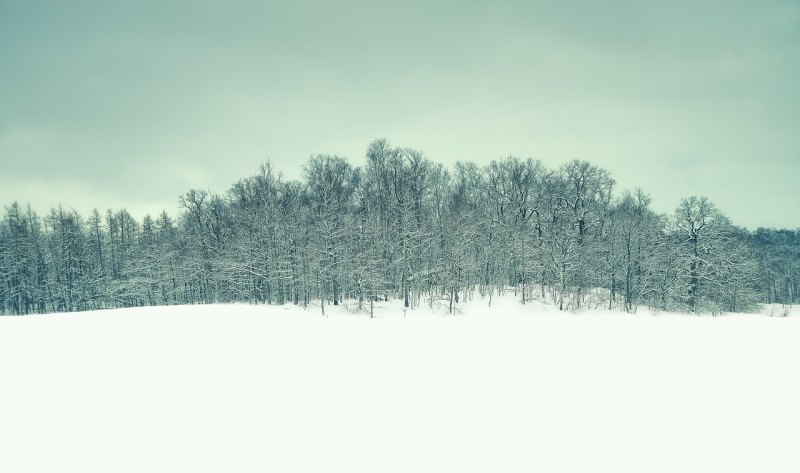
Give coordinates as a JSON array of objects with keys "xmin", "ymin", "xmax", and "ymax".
[{"xmin": 1, "ymin": 294, "xmax": 798, "ymax": 473}]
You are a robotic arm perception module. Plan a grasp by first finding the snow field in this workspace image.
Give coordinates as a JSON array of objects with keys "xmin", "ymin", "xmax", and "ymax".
[{"xmin": 1, "ymin": 295, "xmax": 798, "ymax": 473}]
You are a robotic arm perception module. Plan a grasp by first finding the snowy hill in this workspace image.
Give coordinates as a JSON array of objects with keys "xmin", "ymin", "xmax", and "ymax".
[{"xmin": 1, "ymin": 295, "xmax": 798, "ymax": 473}]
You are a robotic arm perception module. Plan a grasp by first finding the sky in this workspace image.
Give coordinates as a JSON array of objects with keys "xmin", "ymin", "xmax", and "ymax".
[{"xmin": 1, "ymin": 0, "xmax": 798, "ymax": 229}]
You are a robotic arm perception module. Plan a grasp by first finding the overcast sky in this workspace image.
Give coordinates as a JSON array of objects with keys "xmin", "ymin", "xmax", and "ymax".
[{"xmin": 1, "ymin": 0, "xmax": 798, "ymax": 229}]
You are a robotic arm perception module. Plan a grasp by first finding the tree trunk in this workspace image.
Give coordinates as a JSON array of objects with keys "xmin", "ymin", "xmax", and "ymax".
[{"xmin": 449, "ymin": 287, "xmax": 454, "ymax": 314}]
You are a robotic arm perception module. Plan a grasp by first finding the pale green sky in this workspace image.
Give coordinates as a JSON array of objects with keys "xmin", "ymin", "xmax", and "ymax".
[{"xmin": 1, "ymin": 0, "xmax": 798, "ymax": 229}]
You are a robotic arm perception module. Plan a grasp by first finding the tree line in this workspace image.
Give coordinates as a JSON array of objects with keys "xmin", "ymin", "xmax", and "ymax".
[{"xmin": 1, "ymin": 139, "xmax": 798, "ymax": 315}]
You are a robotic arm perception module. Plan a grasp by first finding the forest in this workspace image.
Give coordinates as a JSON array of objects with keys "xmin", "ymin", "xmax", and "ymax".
[{"xmin": 1, "ymin": 139, "xmax": 798, "ymax": 315}]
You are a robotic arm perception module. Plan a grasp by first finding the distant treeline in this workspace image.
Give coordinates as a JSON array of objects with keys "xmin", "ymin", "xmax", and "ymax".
[{"xmin": 1, "ymin": 139, "xmax": 798, "ymax": 315}]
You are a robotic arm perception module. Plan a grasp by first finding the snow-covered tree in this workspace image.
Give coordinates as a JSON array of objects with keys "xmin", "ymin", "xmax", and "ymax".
[{"xmin": 1, "ymin": 140, "xmax": 793, "ymax": 315}]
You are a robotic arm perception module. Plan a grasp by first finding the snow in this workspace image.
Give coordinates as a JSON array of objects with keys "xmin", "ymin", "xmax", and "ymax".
[{"xmin": 1, "ymin": 295, "xmax": 799, "ymax": 473}]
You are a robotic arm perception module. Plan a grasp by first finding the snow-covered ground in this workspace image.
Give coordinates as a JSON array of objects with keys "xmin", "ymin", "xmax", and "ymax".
[{"xmin": 1, "ymin": 294, "xmax": 798, "ymax": 473}]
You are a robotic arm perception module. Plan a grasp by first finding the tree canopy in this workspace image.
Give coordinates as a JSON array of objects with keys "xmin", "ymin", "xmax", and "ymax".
[{"xmin": 2, "ymin": 140, "xmax": 797, "ymax": 315}]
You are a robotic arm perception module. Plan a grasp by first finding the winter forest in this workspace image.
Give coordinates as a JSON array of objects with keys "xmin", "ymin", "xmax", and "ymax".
[{"xmin": 1, "ymin": 139, "xmax": 798, "ymax": 316}]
